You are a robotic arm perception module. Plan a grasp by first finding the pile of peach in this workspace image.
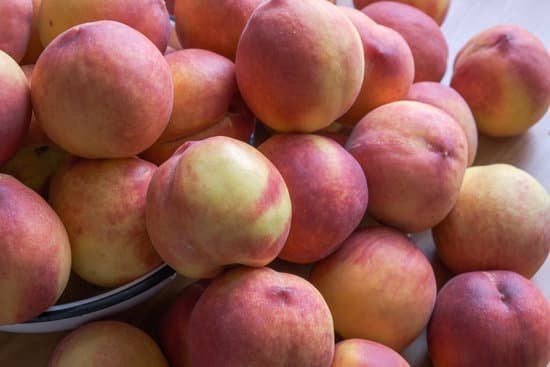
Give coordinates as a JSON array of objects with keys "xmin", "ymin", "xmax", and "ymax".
[{"xmin": 1, "ymin": 0, "xmax": 549, "ymax": 366}]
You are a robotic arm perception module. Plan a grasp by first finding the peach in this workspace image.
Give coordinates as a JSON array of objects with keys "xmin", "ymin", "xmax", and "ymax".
[
  {"xmin": 188, "ymin": 267, "xmax": 335, "ymax": 367},
  {"xmin": 0, "ymin": 0, "xmax": 32, "ymax": 63},
  {"xmin": 161, "ymin": 49, "xmax": 235, "ymax": 139},
  {"xmin": 158, "ymin": 282, "xmax": 207, "ymax": 367},
  {"xmin": 0, "ymin": 174, "xmax": 71, "ymax": 325},
  {"xmin": 362, "ymin": 1, "xmax": 448, "ymax": 82},
  {"xmin": 451, "ymin": 24, "xmax": 550, "ymax": 136},
  {"xmin": 354, "ymin": 0, "xmax": 450, "ymax": 25},
  {"xmin": 0, "ymin": 51, "xmax": 31, "ymax": 166},
  {"xmin": 258, "ymin": 134, "xmax": 368, "ymax": 263},
  {"xmin": 405, "ymin": 82, "xmax": 478, "ymax": 166},
  {"xmin": 174, "ymin": 0, "xmax": 264, "ymax": 60},
  {"xmin": 21, "ymin": 0, "xmax": 44, "ymax": 64},
  {"xmin": 2, "ymin": 63, "xmax": 72, "ymax": 196},
  {"xmin": 144, "ymin": 49, "xmax": 246, "ymax": 163},
  {"xmin": 432, "ymin": 164, "xmax": 550, "ymax": 279},
  {"xmin": 428, "ymin": 271, "xmax": 550, "ymax": 367},
  {"xmin": 332, "ymin": 339, "xmax": 410, "ymax": 367},
  {"xmin": 346, "ymin": 101, "xmax": 468, "ymax": 232},
  {"xmin": 236, "ymin": 0, "xmax": 364, "ymax": 132},
  {"xmin": 146, "ymin": 136, "xmax": 292, "ymax": 279},
  {"xmin": 38, "ymin": 0, "xmax": 170, "ymax": 52},
  {"xmin": 310, "ymin": 227, "xmax": 437, "ymax": 351},
  {"xmin": 48, "ymin": 321, "xmax": 168, "ymax": 367},
  {"xmin": 31, "ymin": 21, "xmax": 173, "ymax": 159},
  {"xmin": 338, "ymin": 7, "xmax": 415, "ymax": 126},
  {"xmin": 49, "ymin": 157, "xmax": 162, "ymax": 288}
]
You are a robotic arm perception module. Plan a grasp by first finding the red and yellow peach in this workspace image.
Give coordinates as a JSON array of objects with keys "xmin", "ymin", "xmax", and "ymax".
[
  {"xmin": 362, "ymin": 1, "xmax": 448, "ymax": 82},
  {"xmin": 346, "ymin": 101, "xmax": 468, "ymax": 232},
  {"xmin": 236, "ymin": 0, "xmax": 364, "ymax": 132},
  {"xmin": 338, "ymin": 7, "xmax": 415, "ymax": 126},
  {"xmin": 310, "ymin": 227, "xmax": 437, "ymax": 351},
  {"xmin": 145, "ymin": 136, "xmax": 292, "ymax": 279},
  {"xmin": 31, "ymin": 21, "xmax": 173, "ymax": 159},
  {"xmin": 188, "ymin": 267, "xmax": 335, "ymax": 366},
  {"xmin": 451, "ymin": 24, "xmax": 550, "ymax": 136},
  {"xmin": 259, "ymin": 134, "xmax": 368, "ymax": 263},
  {"xmin": 49, "ymin": 157, "xmax": 162, "ymax": 288},
  {"xmin": 0, "ymin": 174, "xmax": 71, "ymax": 325}
]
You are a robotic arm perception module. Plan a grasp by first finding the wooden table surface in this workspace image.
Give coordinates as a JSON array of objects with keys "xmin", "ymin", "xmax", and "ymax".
[{"xmin": 1, "ymin": 1, "xmax": 549, "ymax": 366}]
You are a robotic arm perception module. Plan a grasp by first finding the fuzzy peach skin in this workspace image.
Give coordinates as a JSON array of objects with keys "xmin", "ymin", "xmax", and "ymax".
[
  {"xmin": 236, "ymin": 0, "xmax": 364, "ymax": 132},
  {"xmin": 31, "ymin": 21, "xmax": 173, "ymax": 159},
  {"xmin": 451, "ymin": 25, "xmax": 550, "ymax": 137},
  {"xmin": 49, "ymin": 157, "xmax": 162, "ymax": 288},
  {"xmin": 310, "ymin": 227, "xmax": 437, "ymax": 351},
  {"xmin": 188, "ymin": 267, "xmax": 335, "ymax": 367},
  {"xmin": 38, "ymin": 0, "xmax": 170, "ymax": 51},
  {"xmin": 140, "ymin": 49, "xmax": 247, "ymax": 165},
  {"xmin": 0, "ymin": 174, "xmax": 71, "ymax": 325},
  {"xmin": 0, "ymin": 51, "xmax": 31, "ymax": 166},
  {"xmin": 146, "ymin": 136, "xmax": 291, "ymax": 279},
  {"xmin": 258, "ymin": 134, "xmax": 368, "ymax": 264},
  {"xmin": 363, "ymin": 1, "xmax": 448, "ymax": 82},
  {"xmin": 175, "ymin": 0, "xmax": 263, "ymax": 60},
  {"xmin": 432, "ymin": 164, "xmax": 550, "ymax": 279},
  {"xmin": 141, "ymin": 100, "xmax": 255, "ymax": 165},
  {"xmin": 48, "ymin": 321, "xmax": 168, "ymax": 367},
  {"xmin": 346, "ymin": 101, "xmax": 468, "ymax": 232},
  {"xmin": 2, "ymin": 63, "xmax": 72, "ymax": 196},
  {"xmin": 428, "ymin": 271, "xmax": 550, "ymax": 367},
  {"xmin": 0, "ymin": 0, "xmax": 32, "ymax": 62},
  {"xmin": 21, "ymin": 0, "xmax": 43, "ymax": 64},
  {"xmin": 405, "ymin": 82, "xmax": 478, "ymax": 166},
  {"xmin": 338, "ymin": 7, "xmax": 414, "ymax": 126},
  {"xmin": 158, "ymin": 282, "xmax": 207, "ymax": 367},
  {"xmin": 332, "ymin": 339, "xmax": 410, "ymax": 367},
  {"xmin": 354, "ymin": 0, "xmax": 449, "ymax": 25}
]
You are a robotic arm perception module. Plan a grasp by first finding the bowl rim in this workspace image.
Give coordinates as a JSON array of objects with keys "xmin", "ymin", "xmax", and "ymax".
[{"xmin": 23, "ymin": 264, "xmax": 176, "ymax": 323}]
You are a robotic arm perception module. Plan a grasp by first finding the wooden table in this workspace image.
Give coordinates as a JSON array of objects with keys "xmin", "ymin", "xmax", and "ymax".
[{"xmin": 1, "ymin": 1, "xmax": 549, "ymax": 366}]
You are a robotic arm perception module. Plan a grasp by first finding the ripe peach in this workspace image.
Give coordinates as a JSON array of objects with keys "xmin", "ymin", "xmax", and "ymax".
[
  {"xmin": 338, "ymin": 7, "xmax": 414, "ymax": 126},
  {"xmin": 236, "ymin": 0, "xmax": 364, "ymax": 132},
  {"xmin": 432, "ymin": 164, "xmax": 550, "ymax": 279},
  {"xmin": 258, "ymin": 134, "xmax": 368, "ymax": 263},
  {"xmin": 310, "ymin": 227, "xmax": 437, "ymax": 351},
  {"xmin": 49, "ymin": 157, "xmax": 162, "ymax": 288},
  {"xmin": 451, "ymin": 24, "xmax": 550, "ymax": 136},
  {"xmin": 38, "ymin": 0, "xmax": 170, "ymax": 52},
  {"xmin": 48, "ymin": 321, "xmax": 168, "ymax": 367},
  {"xmin": 21, "ymin": 0, "xmax": 43, "ymax": 64},
  {"xmin": 0, "ymin": 0, "xmax": 32, "ymax": 62},
  {"xmin": 332, "ymin": 339, "xmax": 410, "ymax": 367},
  {"xmin": 0, "ymin": 174, "xmax": 71, "ymax": 325},
  {"xmin": 175, "ymin": 0, "xmax": 263, "ymax": 60},
  {"xmin": 362, "ymin": 1, "xmax": 448, "ymax": 82},
  {"xmin": 158, "ymin": 282, "xmax": 207, "ymax": 367},
  {"xmin": 141, "ymin": 49, "xmax": 255, "ymax": 165},
  {"xmin": 31, "ymin": 21, "xmax": 173, "ymax": 159},
  {"xmin": 354, "ymin": 0, "xmax": 450, "ymax": 25},
  {"xmin": 346, "ymin": 101, "xmax": 468, "ymax": 232},
  {"xmin": 146, "ymin": 136, "xmax": 292, "ymax": 279},
  {"xmin": 188, "ymin": 267, "xmax": 335, "ymax": 367},
  {"xmin": 405, "ymin": 82, "xmax": 478, "ymax": 166},
  {"xmin": 0, "ymin": 50, "xmax": 31, "ymax": 166},
  {"xmin": 428, "ymin": 271, "xmax": 550, "ymax": 367}
]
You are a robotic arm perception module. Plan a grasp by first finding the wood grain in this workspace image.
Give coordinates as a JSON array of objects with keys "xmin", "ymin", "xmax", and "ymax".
[{"xmin": 1, "ymin": 1, "xmax": 549, "ymax": 366}]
